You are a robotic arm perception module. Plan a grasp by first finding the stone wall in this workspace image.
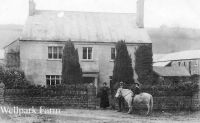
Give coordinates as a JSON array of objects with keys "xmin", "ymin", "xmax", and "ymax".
[
  {"xmin": 1, "ymin": 85, "xmax": 97, "ymax": 109},
  {"xmin": 110, "ymin": 96, "xmax": 192, "ymax": 111},
  {"xmin": 0, "ymin": 84, "xmax": 200, "ymax": 110},
  {"xmin": 0, "ymin": 82, "xmax": 5, "ymax": 104}
]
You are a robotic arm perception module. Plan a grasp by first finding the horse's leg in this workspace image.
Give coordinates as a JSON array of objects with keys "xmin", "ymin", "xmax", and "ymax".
[
  {"xmin": 146, "ymin": 103, "xmax": 150, "ymax": 115},
  {"xmin": 127, "ymin": 97, "xmax": 133, "ymax": 114},
  {"xmin": 150, "ymin": 96, "xmax": 153, "ymax": 114},
  {"xmin": 127, "ymin": 100, "xmax": 133, "ymax": 114}
]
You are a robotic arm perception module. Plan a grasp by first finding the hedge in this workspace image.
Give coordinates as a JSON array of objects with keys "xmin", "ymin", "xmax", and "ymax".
[
  {"xmin": 0, "ymin": 67, "xmax": 31, "ymax": 89},
  {"xmin": 141, "ymin": 81, "xmax": 199, "ymax": 96},
  {"xmin": 5, "ymin": 84, "xmax": 88, "ymax": 97}
]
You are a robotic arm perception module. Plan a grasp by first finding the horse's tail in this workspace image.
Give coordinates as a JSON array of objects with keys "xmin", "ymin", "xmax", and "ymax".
[{"xmin": 150, "ymin": 95, "xmax": 153, "ymax": 113}]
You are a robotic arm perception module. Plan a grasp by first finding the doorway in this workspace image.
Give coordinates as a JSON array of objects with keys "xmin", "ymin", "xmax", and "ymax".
[{"xmin": 83, "ymin": 77, "xmax": 95, "ymax": 84}]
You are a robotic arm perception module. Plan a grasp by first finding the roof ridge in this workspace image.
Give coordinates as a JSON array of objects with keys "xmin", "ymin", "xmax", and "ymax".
[
  {"xmin": 35, "ymin": 9, "xmax": 136, "ymax": 15},
  {"xmin": 168, "ymin": 49, "xmax": 200, "ymax": 54},
  {"xmin": 156, "ymin": 50, "xmax": 200, "ymax": 62}
]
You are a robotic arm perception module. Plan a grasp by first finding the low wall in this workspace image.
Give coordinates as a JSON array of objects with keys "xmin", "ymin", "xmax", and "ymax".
[
  {"xmin": 2, "ymin": 85, "xmax": 97, "ymax": 109},
  {"xmin": 152, "ymin": 96, "xmax": 191, "ymax": 110},
  {"xmin": 4, "ymin": 96, "xmax": 88, "ymax": 107},
  {"xmin": 110, "ymin": 96, "xmax": 193, "ymax": 111},
  {"xmin": 191, "ymin": 91, "xmax": 200, "ymax": 110},
  {"xmin": 0, "ymin": 85, "xmax": 200, "ymax": 110}
]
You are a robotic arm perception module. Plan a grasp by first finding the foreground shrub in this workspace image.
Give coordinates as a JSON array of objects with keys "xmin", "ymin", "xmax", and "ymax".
[
  {"xmin": 0, "ymin": 67, "xmax": 31, "ymax": 89},
  {"xmin": 141, "ymin": 81, "xmax": 199, "ymax": 96}
]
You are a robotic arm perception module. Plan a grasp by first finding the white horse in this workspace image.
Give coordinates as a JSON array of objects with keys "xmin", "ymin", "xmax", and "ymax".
[{"xmin": 115, "ymin": 88, "xmax": 153, "ymax": 115}]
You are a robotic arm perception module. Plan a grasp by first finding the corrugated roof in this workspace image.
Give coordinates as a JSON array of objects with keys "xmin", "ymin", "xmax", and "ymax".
[
  {"xmin": 156, "ymin": 50, "xmax": 200, "ymax": 62},
  {"xmin": 153, "ymin": 66, "xmax": 190, "ymax": 77},
  {"xmin": 20, "ymin": 10, "xmax": 151, "ymax": 43}
]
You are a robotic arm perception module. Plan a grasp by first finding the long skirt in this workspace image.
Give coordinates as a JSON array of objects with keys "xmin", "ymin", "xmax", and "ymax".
[{"xmin": 100, "ymin": 96, "xmax": 109, "ymax": 108}]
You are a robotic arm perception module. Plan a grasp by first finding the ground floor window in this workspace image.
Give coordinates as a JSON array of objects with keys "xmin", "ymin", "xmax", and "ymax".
[{"xmin": 46, "ymin": 75, "xmax": 61, "ymax": 86}]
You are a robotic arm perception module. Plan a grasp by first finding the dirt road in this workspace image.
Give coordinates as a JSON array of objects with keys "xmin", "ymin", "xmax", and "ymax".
[{"xmin": 0, "ymin": 107, "xmax": 200, "ymax": 123}]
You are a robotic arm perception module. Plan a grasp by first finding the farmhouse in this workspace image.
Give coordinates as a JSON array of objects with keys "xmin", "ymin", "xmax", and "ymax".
[{"xmin": 4, "ymin": 0, "xmax": 152, "ymax": 88}]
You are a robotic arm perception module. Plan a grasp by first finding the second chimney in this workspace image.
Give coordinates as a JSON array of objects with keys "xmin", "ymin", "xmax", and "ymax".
[
  {"xmin": 29, "ymin": 0, "xmax": 36, "ymax": 16},
  {"xmin": 136, "ymin": 0, "xmax": 144, "ymax": 28}
]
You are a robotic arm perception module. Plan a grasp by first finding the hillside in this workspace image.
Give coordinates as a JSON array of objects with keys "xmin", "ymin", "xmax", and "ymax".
[
  {"xmin": 148, "ymin": 27, "xmax": 200, "ymax": 53},
  {"xmin": 0, "ymin": 24, "xmax": 22, "ymax": 48}
]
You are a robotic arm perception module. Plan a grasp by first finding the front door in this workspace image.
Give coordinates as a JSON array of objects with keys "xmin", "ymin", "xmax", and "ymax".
[{"xmin": 83, "ymin": 77, "xmax": 95, "ymax": 84}]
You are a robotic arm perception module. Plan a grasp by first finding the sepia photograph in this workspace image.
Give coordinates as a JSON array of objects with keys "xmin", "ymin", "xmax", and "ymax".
[{"xmin": 0, "ymin": 0, "xmax": 200, "ymax": 122}]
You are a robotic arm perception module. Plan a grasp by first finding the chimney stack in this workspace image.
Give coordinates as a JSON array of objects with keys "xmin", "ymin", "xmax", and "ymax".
[
  {"xmin": 136, "ymin": 0, "xmax": 144, "ymax": 28},
  {"xmin": 29, "ymin": 0, "xmax": 36, "ymax": 16}
]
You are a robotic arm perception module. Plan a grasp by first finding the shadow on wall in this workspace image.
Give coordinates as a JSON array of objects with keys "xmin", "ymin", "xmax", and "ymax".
[{"xmin": 26, "ymin": 73, "xmax": 39, "ymax": 85}]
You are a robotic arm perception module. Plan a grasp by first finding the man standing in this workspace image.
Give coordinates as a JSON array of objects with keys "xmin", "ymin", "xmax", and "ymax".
[{"xmin": 117, "ymin": 81, "xmax": 125, "ymax": 112}]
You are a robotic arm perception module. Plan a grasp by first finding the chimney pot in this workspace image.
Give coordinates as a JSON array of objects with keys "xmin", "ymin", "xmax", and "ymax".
[
  {"xmin": 136, "ymin": 0, "xmax": 144, "ymax": 28},
  {"xmin": 29, "ymin": 0, "xmax": 36, "ymax": 16}
]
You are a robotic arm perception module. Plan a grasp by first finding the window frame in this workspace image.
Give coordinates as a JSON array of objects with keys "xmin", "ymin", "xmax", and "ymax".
[
  {"xmin": 46, "ymin": 75, "xmax": 61, "ymax": 86},
  {"xmin": 82, "ymin": 47, "xmax": 93, "ymax": 60},
  {"xmin": 48, "ymin": 46, "xmax": 63, "ymax": 60}
]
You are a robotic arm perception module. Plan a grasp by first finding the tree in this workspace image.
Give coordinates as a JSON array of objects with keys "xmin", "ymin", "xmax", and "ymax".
[
  {"xmin": 112, "ymin": 40, "xmax": 134, "ymax": 85},
  {"xmin": 62, "ymin": 40, "xmax": 82, "ymax": 84},
  {"xmin": 135, "ymin": 45, "xmax": 153, "ymax": 85}
]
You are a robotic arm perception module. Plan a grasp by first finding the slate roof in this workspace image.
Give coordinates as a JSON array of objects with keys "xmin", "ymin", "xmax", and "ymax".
[
  {"xmin": 20, "ymin": 10, "xmax": 151, "ymax": 43},
  {"xmin": 153, "ymin": 66, "xmax": 190, "ymax": 77},
  {"xmin": 156, "ymin": 50, "xmax": 200, "ymax": 62}
]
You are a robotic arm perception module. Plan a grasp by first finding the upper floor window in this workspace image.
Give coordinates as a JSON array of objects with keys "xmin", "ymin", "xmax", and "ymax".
[
  {"xmin": 83, "ymin": 47, "xmax": 92, "ymax": 60},
  {"xmin": 48, "ymin": 46, "xmax": 63, "ymax": 59},
  {"xmin": 111, "ymin": 48, "xmax": 116, "ymax": 60},
  {"xmin": 46, "ymin": 75, "xmax": 61, "ymax": 86}
]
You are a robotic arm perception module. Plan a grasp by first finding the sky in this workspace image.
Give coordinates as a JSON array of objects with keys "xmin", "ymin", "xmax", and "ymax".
[{"xmin": 0, "ymin": 0, "xmax": 200, "ymax": 28}]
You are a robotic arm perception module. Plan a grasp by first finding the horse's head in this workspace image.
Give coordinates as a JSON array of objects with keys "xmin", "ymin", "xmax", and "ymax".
[{"xmin": 115, "ymin": 88, "xmax": 122, "ymax": 98}]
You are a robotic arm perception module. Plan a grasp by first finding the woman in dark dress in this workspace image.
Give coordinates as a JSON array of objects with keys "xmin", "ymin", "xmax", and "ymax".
[{"xmin": 99, "ymin": 82, "xmax": 110, "ymax": 109}]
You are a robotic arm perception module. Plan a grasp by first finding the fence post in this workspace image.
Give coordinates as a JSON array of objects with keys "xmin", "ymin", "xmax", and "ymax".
[
  {"xmin": 87, "ymin": 84, "xmax": 97, "ymax": 109},
  {"xmin": 0, "ymin": 82, "xmax": 5, "ymax": 104}
]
